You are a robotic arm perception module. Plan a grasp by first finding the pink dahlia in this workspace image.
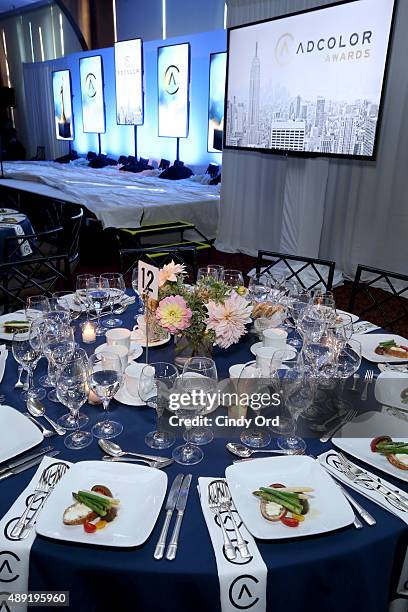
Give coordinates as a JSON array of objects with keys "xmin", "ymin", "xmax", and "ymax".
[
  {"xmin": 156, "ymin": 295, "xmax": 192, "ymax": 334},
  {"xmin": 158, "ymin": 260, "xmax": 186, "ymax": 287},
  {"xmin": 206, "ymin": 292, "xmax": 252, "ymax": 349}
]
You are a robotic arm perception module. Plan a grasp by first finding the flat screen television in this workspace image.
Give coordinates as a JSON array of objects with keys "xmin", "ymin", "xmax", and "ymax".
[
  {"xmin": 115, "ymin": 38, "xmax": 144, "ymax": 126},
  {"xmin": 224, "ymin": 0, "xmax": 396, "ymax": 160},
  {"xmin": 158, "ymin": 43, "xmax": 190, "ymax": 138},
  {"xmin": 52, "ymin": 70, "xmax": 74, "ymax": 141},
  {"xmin": 208, "ymin": 52, "xmax": 227, "ymax": 153},
  {"xmin": 79, "ymin": 55, "xmax": 106, "ymax": 134}
]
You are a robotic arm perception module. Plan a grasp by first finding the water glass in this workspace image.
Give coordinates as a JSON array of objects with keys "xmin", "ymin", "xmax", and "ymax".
[
  {"xmin": 76, "ymin": 274, "xmax": 93, "ymax": 318},
  {"xmin": 247, "ymin": 273, "xmax": 272, "ymax": 303},
  {"xmin": 181, "ymin": 357, "xmax": 218, "ymax": 445},
  {"xmin": 57, "ymin": 348, "xmax": 90, "ymax": 431},
  {"xmin": 12, "ymin": 327, "xmax": 45, "ymax": 401},
  {"xmin": 25, "ymin": 295, "xmax": 49, "ymax": 323},
  {"xmin": 88, "ymin": 353, "xmax": 124, "ymax": 439},
  {"xmin": 237, "ymin": 361, "xmax": 271, "ymax": 448},
  {"xmin": 131, "ymin": 267, "xmax": 145, "ymax": 316},
  {"xmin": 197, "ymin": 265, "xmax": 225, "ymax": 282},
  {"xmin": 223, "ymin": 269, "xmax": 244, "ymax": 289},
  {"xmin": 86, "ymin": 276, "xmax": 110, "ymax": 335},
  {"xmin": 101, "ymin": 272, "xmax": 126, "ymax": 328}
]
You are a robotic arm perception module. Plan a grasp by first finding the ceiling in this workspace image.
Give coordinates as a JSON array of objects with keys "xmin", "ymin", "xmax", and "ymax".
[{"xmin": 0, "ymin": 0, "xmax": 43, "ymax": 14}]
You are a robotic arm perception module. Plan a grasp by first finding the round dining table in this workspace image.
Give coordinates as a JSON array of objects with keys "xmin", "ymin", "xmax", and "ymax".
[
  {"xmin": 0, "ymin": 299, "xmax": 407, "ymax": 612},
  {"xmin": 0, "ymin": 207, "xmax": 33, "ymax": 262}
]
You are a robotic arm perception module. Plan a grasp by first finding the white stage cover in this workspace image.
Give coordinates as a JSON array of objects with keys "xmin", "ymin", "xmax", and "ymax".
[{"xmin": 2, "ymin": 161, "xmax": 220, "ymax": 238}]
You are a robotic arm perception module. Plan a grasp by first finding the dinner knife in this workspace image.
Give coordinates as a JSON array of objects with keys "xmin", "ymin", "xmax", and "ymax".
[
  {"xmin": 0, "ymin": 451, "xmax": 60, "ymax": 481},
  {"xmin": 154, "ymin": 473, "xmax": 184, "ymax": 560},
  {"xmin": 0, "ymin": 446, "xmax": 54, "ymax": 475},
  {"xmin": 166, "ymin": 474, "xmax": 192, "ymax": 561}
]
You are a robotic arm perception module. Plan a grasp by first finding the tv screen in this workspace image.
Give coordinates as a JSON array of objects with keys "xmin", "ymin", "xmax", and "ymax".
[
  {"xmin": 80, "ymin": 55, "xmax": 106, "ymax": 134},
  {"xmin": 115, "ymin": 38, "xmax": 144, "ymax": 126},
  {"xmin": 208, "ymin": 52, "xmax": 227, "ymax": 153},
  {"xmin": 158, "ymin": 43, "xmax": 190, "ymax": 138},
  {"xmin": 52, "ymin": 70, "xmax": 74, "ymax": 141},
  {"xmin": 224, "ymin": 0, "xmax": 396, "ymax": 159}
]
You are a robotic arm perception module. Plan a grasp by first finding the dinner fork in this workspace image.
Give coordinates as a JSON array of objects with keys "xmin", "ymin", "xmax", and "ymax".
[
  {"xmin": 361, "ymin": 370, "xmax": 374, "ymax": 401},
  {"xmin": 214, "ymin": 480, "xmax": 250, "ymax": 558},
  {"xmin": 336, "ymin": 452, "xmax": 408, "ymax": 511},
  {"xmin": 208, "ymin": 481, "xmax": 236, "ymax": 560}
]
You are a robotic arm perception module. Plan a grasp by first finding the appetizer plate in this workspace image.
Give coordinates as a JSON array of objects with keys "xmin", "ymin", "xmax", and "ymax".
[
  {"xmin": 336, "ymin": 309, "xmax": 358, "ymax": 324},
  {"xmin": 0, "ymin": 312, "xmax": 28, "ymax": 341},
  {"xmin": 0, "ymin": 405, "xmax": 43, "ymax": 463},
  {"xmin": 0, "ymin": 213, "xmax": 26, "ymax": 224},
  {"xmin": 114, "ymin": 384, "xmax": 145, "ymax": 406},
  {"xmin": 375, "ymin": 370, "xmax": 408, "ymax": 412},
  {"xmin": 225, "ymin": 455, "xmax": 354, "ymax": 539},
  {"xmin": 250, "ymin": 342, "xmax": 295, "ymax": 360},
  {"xmin": 131, "ymin": 328, "xmax": 171, "ymax": 348},
  {"xmin": 332, "ymin": 410, "xmax": 408, "ymax": 483},
  {"xmin": 354, "ymin": 333, "xmax": 408, "ymax": 363},
  {"xmin": 36, "ymin": 460, "xmax": 167, "ymax": 547}
]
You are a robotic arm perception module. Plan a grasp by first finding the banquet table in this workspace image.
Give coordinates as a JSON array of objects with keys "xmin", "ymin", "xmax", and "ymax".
[
  {"xmin": 0, "ymin": 302, "xmax": 407, "ymax": 612},
  {"xmin": 0, "ymin": 208, "xmax": 33, "ymax": 262}
]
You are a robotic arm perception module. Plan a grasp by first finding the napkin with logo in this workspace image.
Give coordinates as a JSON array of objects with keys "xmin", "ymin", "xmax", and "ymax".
[
  {"xmin": 318, "ymin": 450, "xmax": 408, "ymax": 524},
  {"xmin": 0, "ymin": 456, "xmax": 71, "ymax": 612},
  {"xmin": 0, "ymin": 345, "xmax": 7, "ymax": 383},
  {"xmin": 0, "ymin": 223, "xmax": 32, "ymax": 257},
  {"xmin": 198, "ymin": 477, "xmax": 267, "ymax": 612}
]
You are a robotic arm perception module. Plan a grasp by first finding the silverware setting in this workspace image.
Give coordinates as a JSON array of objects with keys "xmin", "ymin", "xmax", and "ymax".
[
  {"xmin": 154, "ymin": 473, "xmax": 184, "ymax": 560},
  {"xmin": 154, "ymin": 473, "xmax": 192, "ymax": 561},
  {"xmin": 378, "ymin": 363, "xmax": 408, "ymax": 374},
  {"xmin": 166, "ymin": 474, "xmax": 192, "ymax": 560},
  {"xmin": 26, "ymin": 397, "xmax": 66, "ymax": 436},
  {"xmin": 0, "ymin": 446, "xmax": 54, "ymax": 477},
  {"xmin": 361, "ymin": 369, "xmax": 374, "ymax": 401},
  {"xmin": 101, "ymin": 455, "xmax": 173, "ymax": 469},
  {"xmin": 319, "ymin": 409, "xmax": 357, "ymax": 443},
  {"xmin": 350, "ymin": 373, "xmax": 360, "ymax": 392},
  {"xmin": 212, "ymin": 479, "xmax": 250, "ymax": 558},
  {"xmin": 208, "ymin": 480, "xmax": 237, "ymax": 561},
  {"xmin": 226, "ymin": 442, "xmax": 302, "ymax": 458},
  {"xmin": 98, "ymin": 439, "xmax": 169, "ymax": 464},
  {"xmin": 24, "ymin": 413, "xmax": 56, "ymax": 438},
  {"xmin": 0, "ymin": 450, "xmax": 60, "ymax": 482}
]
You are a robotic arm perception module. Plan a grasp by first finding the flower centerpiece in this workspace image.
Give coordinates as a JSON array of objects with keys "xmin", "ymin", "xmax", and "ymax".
[{"xmin": 152, "ymin": 261, "xmax": 252, "ymax": 367}]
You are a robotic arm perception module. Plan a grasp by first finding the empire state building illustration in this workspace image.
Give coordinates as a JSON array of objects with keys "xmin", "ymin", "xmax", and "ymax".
[
  {"xmin": 58, "ymin": 84, "xmax": 71, "ymax": 139},
  {"xmin": 248, "ymin": 42, "xmax": 260, "ymax": 145}
]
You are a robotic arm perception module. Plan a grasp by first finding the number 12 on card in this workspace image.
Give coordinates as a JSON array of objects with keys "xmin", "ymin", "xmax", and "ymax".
[{"xmin": 138, "ymin": 260, "xmax": 159, "ymax": 300}]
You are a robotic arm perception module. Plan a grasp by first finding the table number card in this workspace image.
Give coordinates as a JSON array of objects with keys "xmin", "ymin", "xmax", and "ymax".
[{"xmin": 138, "ymin": 260, "xmax": 159, "ymax": 301}]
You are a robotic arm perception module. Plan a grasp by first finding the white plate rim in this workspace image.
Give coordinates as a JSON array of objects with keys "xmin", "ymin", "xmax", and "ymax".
[
  {"xmin": 250, "ymin": 342, "xmax": 295, "ymax": 359},
  {"xmin": 354, "ymin": 333, "xmax": 408, "ymax": 363},
  {"xmin": 0, "ymin": 405, "xmax": 43, "ymax": 463}
]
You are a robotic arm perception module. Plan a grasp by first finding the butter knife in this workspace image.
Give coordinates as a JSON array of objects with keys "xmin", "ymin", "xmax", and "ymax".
[
  {"xmin": 154, "ymin": 473, "xmax": 184, "ymax": 560},
  {"xmin": 0, "ymin": 446, "xmax": 54, "ymax": 475},
  {"xmin": 0, "ymin": 451, "xmax": 60, "ymax": 481},
  {"xmin": 166, "ymin": 474, "xmax": 192, "ymax": 561}
]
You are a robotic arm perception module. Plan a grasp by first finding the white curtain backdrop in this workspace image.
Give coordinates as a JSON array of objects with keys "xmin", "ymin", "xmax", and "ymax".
[{"xmin": 218, "ymin": 0, "xmax": 408, "ymax": 279}]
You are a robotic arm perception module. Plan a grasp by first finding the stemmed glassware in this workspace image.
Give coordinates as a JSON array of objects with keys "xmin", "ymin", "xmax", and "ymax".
[
  {"xmin": 247, "ymin": 273, "xmax": 272, "ymax": 303},
  {"xmin": 197, "ymin": 265, "xmax": 225, "ymax": 282},
  {"xmin": 42, "ymin": 323, "xmax": 75, "ymax": 402},
  {"xmin": 88, "ymin": 353, "xmax": 124, "ymax": 439},
  {"xmin": 25, "ymin": 295, "xmax": 49, "ymax": 323},
  {"xmin": 223, "ymin": 269, "xmax": 244, "ymax": 289},
  {"xmin": 57, "ymin": 348, "xmax": 90, "ymax": 430},
  {"xmin": 287, "ymin": 295, "xmax": 310, "ymax": 348},
  {"xmin": 182, "ymin": 357, "xmax": 218, "ymax": 445},
  {"xmin": 52, "ymin": 291, "xmax": 82, "ymax": 324},
  {"xmin": 86, "ymin": 276, "xmax": 110, "ymax": 335},
  {"xmin": 138, "ymin": 362, "xmax": 178, "ymax": 449},
  {"xmin": 101, "ymin": 272, "xmax": 126, "ymax": 328},
  {"xmin": 76, "ymin": 274, "xmax": 93, "ymax": 319},
  {"xmin": 301, "ymin": 336, "xmax": 337, "ymax": 380},
  {"xmin": 335, "ymin": 339, "xmax": 362, "ymax": 380},
  {"xmin": 56, "ymin": 352, "xmax": 93, "ymax": 450},
  {"xmin": 131, "ymin": 267, "xmax": 145, "ymax": 316},
  {"xmin": 12, "ymin": 327, "xmax": 45, "ymax": 401},
  {"xmin": 237, "ymin": 361, "xmax": 271, "ymax": 448}
]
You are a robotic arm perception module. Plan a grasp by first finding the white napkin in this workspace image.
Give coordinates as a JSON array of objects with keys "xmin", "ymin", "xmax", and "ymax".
[
  {"xmin": 0, "ymin": 345, "xmax": 7, "ymax": 384},
  {"xmin": 198, "ymin": 477, "xmax": 267, "ymax": 612},
  {"xmin": 0, "ymin": 456, "xmax": 71, "ymax": 612},
  {"xmin": 352, "ymin": 320, "xmax": 380, "ymax": 335},
  {"xmin": 318, "ymin": 450, "xmax": 408, "ymax": 524}
]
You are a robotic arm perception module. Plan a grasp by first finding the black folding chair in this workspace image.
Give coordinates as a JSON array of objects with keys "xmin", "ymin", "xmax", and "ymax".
[
  {"xmin": 0, "ymin": 254, "xmax": 72, "ymax": 313},
  {"xmin": 348, "ymin": 264, "xmax": 408, "ymax": 333},
  {"xmin": 119, "ymin": 245, "xmax": 198, "ymax": 285},
  {"xmin": 256, "ymin": 250, "xmax": 335, "ymax": 291}
]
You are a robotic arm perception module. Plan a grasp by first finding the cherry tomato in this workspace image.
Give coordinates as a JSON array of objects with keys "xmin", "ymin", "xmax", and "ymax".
[
  {"xmin": 370, "ymin": 436, "xmax": 391, "ymax": 453},
  {"xmin": 281, "ymin": 516, "xmax": 299, "ymax": 528},
  {"xmin": 269, "ymin": 483, "xmax": 285, "ymax": 488},
  {"xmin": 84, "ymin": 521, "xmax": 96, "ymax": 533}
]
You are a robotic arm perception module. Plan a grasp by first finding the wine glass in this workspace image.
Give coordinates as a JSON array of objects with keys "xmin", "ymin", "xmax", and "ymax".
[
  {"xmin": 269, "ymin": 347, "xmax": 299, "ymax": 435},
  {"xmin": 287, "ymin": 297, "xmax": 310, "ymax": 349},
  {"xmin": 12, "ymin": 327, "xmax": 45, "ymax": 401},
  {"xmin": 88, "ymin": 352, "xmax": 124, "ymax": 439},
  {"xmin": 57, "ymin": 348, "xmax": 90, "ymax": 430},
  {"xmin": 86, "ymin": 276, "xmax": 110, "ymax": 335},
  {"xmin": 56, "ymin": 353, "xmax": 92, "ymax": 450},
  {"xmin": 52, "ymin": 291, "xmax": 81, "ymax": 324},
  {"xmin": 330, "ymin": 313, "xmax": 354, "ymax": 347},
  {"xmin": 237, "ymin": 361, "xmax": 271, "ymax": 448},
  {"xmin": 311, "ymin": 295, "xmax": 336, "ymax": 327},
  {"xmin": 76, "ymin": 274, "xmax": 93, "ymax": 319},
  {"xmin": 247, "ymin": 273, "xmax": 271, "ymax": 303},
  {"xmin": 336, "ymin": 339, "xmax": 362, "ymax": 380},
  {"xmin": 25, "ymin": 295, "xmax": 49, "ymax": 323},
  {"xmin": 138, "ymin": 362, "xmax": 178, "ymax": 449},
  {"xmin": 131, "ymin": 267, "xmax": 145, "ymax": 316},
  {"xmin": 223, "ymin": 269, "xmax": 244, "ymax": 289},
  {"xmin": 301, "ymin": 336, "xmax": 337, "ymax": 380},
  {"xmin": 182, "ymin": 357, "xmax": 218, "ymax": 445},
  {"xmin": 298, "ymin": 306, "xmax": 327, "ymax": 344},
  {"xmin": 101, "ymin": 272, "xmax": 126, "ymax": 328},
  {"xmin": 42, "ymin": 323, "xmax": 75, "ymax": 402},
  {"xmin": 197, "ymin": 265, "xmax": 225, "ymax": 282},
  {"xmin": 171, "ymin": 373, "xmax": 206, "ymax": 466}
]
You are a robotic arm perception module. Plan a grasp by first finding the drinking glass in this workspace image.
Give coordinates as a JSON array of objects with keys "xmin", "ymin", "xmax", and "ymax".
[
  {"xmin": 25, "ymin": 295, "xmax": 49, "ymax": 323},
  {"xmin": 269, "ymin": 347, "xmax": 299, "ymax": 435},
  {"xmin": 138, "ymin": 362, "xmax": 178, "ymax": 449},
  {"xmin": 330, "ymin": 313, "xmax": 354, "ymax": 347},
  {"xmin": 101, "ymin": 272, "xmax": 126, "ymax": 328},
  {"xmin": 43, "ymin": 323, "xmax": 75, "ymax": 402},
  {"xmin": 287, "ymin": 296, "xmax": 310, "ymax": 348},
  {"xmin": 237, "ymin": 361, "xmax": 271, "ymax": 448},
  {"xmin": 311, "ymin": 295, "xmax": 336, "ymax": 327},
  {"xmin": 88, "ymin": 353, "xmax": 124, "ymax": 439},
  {"xmin": 57, "ymin": 348, "xmax": 90, "ymax": 430},
  {"xmin": 56, "ymin": 354, "xmax": 92, "ymax": 450},
  {"xmin": 131, "ymin": 267, "xmax": 145, "ymax": 316},
  {"xmin": 298, "ymin": 306, "xmax": 327, "ymax": 344},
  {"xmin": 223, "ymin": 269, "xmax": 244, "ymax": 289},
  {"xmin": 12, "ymin": 327, "xmax": 45, "ymax": 401},
  {"xmin": 52, "ymin": 291, "xmax": 81, "ymax": 324},
  {"xmin": 197, "ymin": 265, "xmax": 225, "ymax": 282},
  {"xmin": 302, "ymin": 337, "xmax": 337, "ymax": 380},
  {"xmin": 171, "ymin": 374, "xmax": 206, "ymax": 466},
  {"xmin": 76, "ymin": 274, "xmax": 93, "ymax": 319},
  {"xmin": 181, "ymin": 357, "xmax": 218, "ymax": 445},
  {"xmin": 336, "ymin": 339, "xmax": 362, "ymax": 380},
  {"xmin": 247, "ymin": 273, "xmax": 272, "ymax": 303},
  {"xmin": 86, "ymin": 276, "xmax": 110, "ymax": 335}
]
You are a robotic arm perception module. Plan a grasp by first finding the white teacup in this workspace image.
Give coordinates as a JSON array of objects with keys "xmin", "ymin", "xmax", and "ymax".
[
  {"xmin": 125, "ymin": 362, "xmax": 147, "ymax": 398},
  {"xmin": 95, "ymin": 343, "xmax": 128, "ymax": 371},
  {"xmin": 255, "ymin": 346, "xmax": 279, "ymax": 377},
  {"xmin": 106, "ymin": 328, "xmax": 132, "ymax": 351},
  {"xmin": 263, "ymin": 328, "xmax": 287, "ymax": 348},
  {"xmin": 229, "ymin": 363, "xmax": 247, "ymax": 381}
]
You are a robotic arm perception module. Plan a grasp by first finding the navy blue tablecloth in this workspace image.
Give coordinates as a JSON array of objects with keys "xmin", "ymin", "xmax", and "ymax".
[
  {"xmin": 0, "ymin": 303, "xmax": 407, "ymax": 612},
  {"xmin": 0, "ymin": 210, "xmax": 33, "ymax": 262}
]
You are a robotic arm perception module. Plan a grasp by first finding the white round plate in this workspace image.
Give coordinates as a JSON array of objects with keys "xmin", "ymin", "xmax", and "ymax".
[
  {"xmin": 336, "ymin": 309, "xmax": 358, "ymax": 324},
  {"xmin": 250, "ymin": 342, "xmax": 295, "ymax": 359},
  {"xmin": 0, "ymin": 312, "xmax": 29, "ymax": 341},
  {"xmin": 131, "ymin": 328, "xmax": 171, "ymax": 348},
  {"xmin": 114, "ymin": 384, "xmax": 145, "ymax": 406}
]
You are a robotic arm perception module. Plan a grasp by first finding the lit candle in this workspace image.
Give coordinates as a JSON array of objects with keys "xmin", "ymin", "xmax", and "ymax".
[{"xmin": 82, "ymin": 321, "xmax": 96, "ymax": 344}]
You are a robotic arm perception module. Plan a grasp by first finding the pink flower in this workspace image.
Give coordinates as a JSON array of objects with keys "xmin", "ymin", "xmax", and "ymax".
[
  {"xmin": 156, "ymin": 295, "xmax": 192, "ymax": 334},
  {"xmin": 206, "ymin": 292, "xmax": 252, "ymax": 349},
  {"xmin": 158, "ymin": 260, "xmax": 186, "ymax": 287}
]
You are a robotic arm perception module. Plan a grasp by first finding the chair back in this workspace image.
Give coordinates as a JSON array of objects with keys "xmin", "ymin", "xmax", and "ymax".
[{"xmin": 256, "ymin": 250, "xmax": 335, "ymax": 291}]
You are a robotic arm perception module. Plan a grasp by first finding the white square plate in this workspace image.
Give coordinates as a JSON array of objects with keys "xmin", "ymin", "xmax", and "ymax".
[
  {"xmin": 333, "ymin": 410, "xmax": 408, "ymax": 483},
  {"xmin": 36, "ymin": 461, "xmax": 167, "ymax": 547},
  {"xmin": 0, "ymin": 405, "xmax": 43, "ymax": 463},
  {"xmin": 354, "ymin": 333, "xmax": 408, "ymax": 363},
  {"xmin": 225, "ymin": 456, "xmax": 354, "ymax": 539},
  {"xmin": 374, "ymin": 370, "xmax": 408, "ymax": 412}
]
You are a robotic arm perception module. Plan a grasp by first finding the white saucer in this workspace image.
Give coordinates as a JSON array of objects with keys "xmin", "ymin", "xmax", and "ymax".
[
  {"xmin": 114, "ymin": 384, "xmax": 145, "ymax": 406},
  {"xmin": 129, "ymin": 342, "xmax": 143, "ymax": 361},
  {"xmin": 250, "ymin": 342, "xmax": 295, "ymax": 360},
  {"xmin": 131, "ymin": 328, "xmax": 171, "ymax": 348}
]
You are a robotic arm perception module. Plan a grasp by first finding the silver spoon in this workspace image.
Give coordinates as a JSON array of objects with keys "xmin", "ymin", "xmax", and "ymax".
[
  {"xmin": 24, "ymin": 412, "xmax": 56, "ymax": 438},
  {"xmin": 98, "ymin": 439, "xmax": 170, "ymax": 463},
  {"xmin": 226, "ymin": 442, "xmax": 300, "ymax": 458},
  {"xmin": 102, "ymin": 456, "xmax": 173, "ymax": 469},
  {"xmin": 26, "ymin": 398, "xmax": 66, "ymax": 436}
]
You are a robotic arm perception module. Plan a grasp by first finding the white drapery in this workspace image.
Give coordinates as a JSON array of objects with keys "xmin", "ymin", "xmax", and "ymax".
[{"xmin": 218, "ymin": 0, "xmax": 408, "ymax": 279}]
